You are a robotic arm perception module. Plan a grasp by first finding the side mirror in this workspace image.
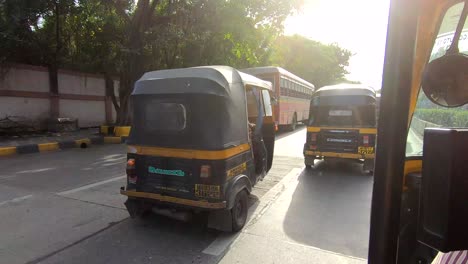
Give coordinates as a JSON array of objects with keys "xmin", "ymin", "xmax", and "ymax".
[
  {"xmin": 421, "ymin": 53, "xmax": 468, "ymax": 107},
  {"xmin": 418, "ymin": 128, "xmax": 468, "ymax": 252}
]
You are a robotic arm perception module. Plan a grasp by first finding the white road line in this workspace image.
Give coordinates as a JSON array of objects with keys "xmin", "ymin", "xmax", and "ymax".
[
  {"xmin": 202, "ymin": 168, "xmax": 302, "ymax": 256},
  {"xmin": 57, "ymin": 176, "xmax": 126, "ymax": 196},
  {"xmin": 202, "ymin": 233, "xmax": 239, "ymax": 256},
  {"xmin": 0, "ymin": 194, "xmax": 33, "ymax": 207}
]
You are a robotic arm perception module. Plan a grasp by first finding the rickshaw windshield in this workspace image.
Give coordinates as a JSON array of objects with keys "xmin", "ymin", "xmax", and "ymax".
[{"xmin": 406, "ymin": 1, "xmax": 468, "ymax": 157}]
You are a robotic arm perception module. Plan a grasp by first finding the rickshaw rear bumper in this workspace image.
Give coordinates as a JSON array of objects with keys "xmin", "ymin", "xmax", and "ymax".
[
  {"xmin": 304, "ymin": 150, "xmax": 375, "ymax": 160},
  {"xmin": 120, "ymin": 188, "xmax": 227, "ymax": 210}
]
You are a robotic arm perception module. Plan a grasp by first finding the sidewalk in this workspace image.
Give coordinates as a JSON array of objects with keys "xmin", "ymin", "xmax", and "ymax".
[{"xmin": 219, "ymin": 166, "xmax": 368, "ymax": 264}]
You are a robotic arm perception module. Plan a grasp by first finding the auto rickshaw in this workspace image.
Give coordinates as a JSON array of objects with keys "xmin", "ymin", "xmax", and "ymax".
[
  {"xmin": 304, "ymin": 84, "xmax": 377, "ymax": 172},
  {"xmin": 120, "ymin": 66, "xmax": 275, "ymax": 232},
  {"xmin": 368, "ymin": 0, "xmax": 468, "ymax": 263}
]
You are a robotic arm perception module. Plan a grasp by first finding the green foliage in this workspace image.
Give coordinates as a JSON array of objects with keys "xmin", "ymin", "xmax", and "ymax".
[
  {"xmin": 270, "ymin": 35, "xmax": 352, "ymax": 87},
  {"xmin": 1, "ymin": 0, "xmax": 353, "ymax": 124},
  {"xmin": 414, "ymin": 108, "xmax": 468, "ymax": 127}
]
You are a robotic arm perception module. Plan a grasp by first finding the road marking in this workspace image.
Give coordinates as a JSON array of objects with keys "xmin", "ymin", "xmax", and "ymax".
[
  {"xmin": 202, "ymin": 168, "xmax": 302, "ymax": 256},
  {"xmin": 57, "ymin": 176, "xmax": 126, "ymax": 196},
  {"xmin": 0, "ymin": 194, "xmax": 33, "ymax": 207},
  {"xmin": 202, "ymin": 233, "xmax": 239, "ymax": 256}
]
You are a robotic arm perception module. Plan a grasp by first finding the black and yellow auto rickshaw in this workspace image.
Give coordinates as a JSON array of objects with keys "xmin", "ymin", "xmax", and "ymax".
[
  {"xmin": 120, "ymin": 66, "xmax": 275, "ymax": 232},
  {"xmin": 303, "ymin": 84, "xmax": 377, "ymax": 171}
]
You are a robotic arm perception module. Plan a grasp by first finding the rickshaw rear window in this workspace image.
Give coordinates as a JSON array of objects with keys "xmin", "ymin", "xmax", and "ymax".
[{"xmin": 144, "ymin": 102, "xmax": 187, "ymax": 132}]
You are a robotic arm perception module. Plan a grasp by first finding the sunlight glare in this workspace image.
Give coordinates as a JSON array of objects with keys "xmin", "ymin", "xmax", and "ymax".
[{"xmin": 285, "ymin": 0, "xmax": 391, "ymax": 90}]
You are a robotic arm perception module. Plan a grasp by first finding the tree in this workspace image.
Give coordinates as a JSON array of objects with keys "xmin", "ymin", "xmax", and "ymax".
[
  {"xmin": 1, "ymin": 0, "xmax": 303, "ymax": 125},
  {"xmin": 108, "ymin": 0, "xmax": 302, "ymax": 124},
  {"xmin": 270, "ymin": 35, "xmax": 352, "ymax": 87}
]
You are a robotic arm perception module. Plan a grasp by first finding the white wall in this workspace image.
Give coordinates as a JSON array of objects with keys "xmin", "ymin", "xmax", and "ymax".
[
  {"xmin": 58, "ymin": 73, "xmax": 105, "ymax": 96},
  {"xmin": 0, "ymin": 64, "xmax": 120, "ymax": 128},
  {"xmin": 0, "ymin": 96, "xmax": 50, "ymax": 120},
  {"xmin": 59, "ymin": 99, "xmax": 106, "ymax": 127},
  {"xmin": 0, "ymin": 67, "xmax": 49, "ymax": 92}
]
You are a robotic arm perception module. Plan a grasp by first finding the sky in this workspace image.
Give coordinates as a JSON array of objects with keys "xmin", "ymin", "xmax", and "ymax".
[{"xmin": 284, "ymin": 0, "xmax": 391, "ymax": 89}]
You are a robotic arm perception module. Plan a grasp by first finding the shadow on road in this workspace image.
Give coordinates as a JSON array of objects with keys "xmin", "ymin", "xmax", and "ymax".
[
  {"xmin": 282, "ymin": 159, "xmax": 373, "ymax": 259},
  {"xmin": 41, "ymin": 211, "xmax": 220, "ymax": 264}
]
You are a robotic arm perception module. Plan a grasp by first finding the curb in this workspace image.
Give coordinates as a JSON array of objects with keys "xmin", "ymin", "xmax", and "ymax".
[
  {"xmin": 0, "ymin": 135, "xmax": 126, "ymax": 157},
  {"xmin": 100, "ymin": 126, "xmax": 131, "ymax": 137}
]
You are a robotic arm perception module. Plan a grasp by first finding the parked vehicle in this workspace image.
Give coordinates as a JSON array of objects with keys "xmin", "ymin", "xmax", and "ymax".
[
  {"xmin": 120, "ymin": 66, "xmax": 275, "ymax": 232},
  {"xmin": 241, "ymin": 66, "xmax": 315, "ymax": 131}
]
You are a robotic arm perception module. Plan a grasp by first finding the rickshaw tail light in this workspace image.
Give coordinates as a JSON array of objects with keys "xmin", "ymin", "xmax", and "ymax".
[
  {"xmin": 310, "ymin": 133, "xmax": 317, "ymax": 142},
  {"xmin": 127, "ymin": 159, "xmax": 135, "ymax": 167},
  {"xmin": 200, "ymin": 165, "xmax": 211, "ymax": 178},
  {"xmin": 126, "ymin": 159, "xmax": 137, "ymax": 183},
  {"xmin": 128, "ymin": 175, "xmax": 137, "ymax": 184},
  {"xmin": 363, "ymin": 135, "xmax": 370, "ymax": 145}
]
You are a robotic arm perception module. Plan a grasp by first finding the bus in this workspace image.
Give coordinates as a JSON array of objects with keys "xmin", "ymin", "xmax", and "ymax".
[{"xmin": 241, "ymin": 67, "xmax": 315, "ymax": 131}]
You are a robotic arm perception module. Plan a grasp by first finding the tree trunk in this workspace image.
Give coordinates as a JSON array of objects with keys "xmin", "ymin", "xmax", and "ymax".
[
  {"xmin": 105, "ymin": 73, "xmax": 119, "ymax": 115},
  {"xmin": 48, "ymin": 64, "xmax": 59, "ymax": 119},
  {"xmin": 115, "ymin": 0, "xmax": 161, "ymax": 126}
]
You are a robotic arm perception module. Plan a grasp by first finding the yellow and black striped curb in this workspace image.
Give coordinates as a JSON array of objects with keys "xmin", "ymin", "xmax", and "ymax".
[
  {"xmin": 100, "ymin": 126, "xmax": 131, "ymax": 137},
  {"xmin": 0, "ymin": 135, "xmax": 126, "ymax": 157}
]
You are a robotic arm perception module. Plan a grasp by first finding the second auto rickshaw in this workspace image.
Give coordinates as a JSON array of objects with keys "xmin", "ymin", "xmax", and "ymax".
[
  {"xmin": 304, "ymin": 84, "xmax": 378, "ymax": 172},
  {"xmin": 120, "ymin": 66, "xmax": 275, "ymax": 232}
]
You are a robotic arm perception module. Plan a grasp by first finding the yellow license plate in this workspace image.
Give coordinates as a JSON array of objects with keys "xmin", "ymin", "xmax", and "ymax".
[
  {"xmin": 358, "ymin": 146, "xmax": 374, "ymax": 154},
  {"xmin": 195, "ymin": 184, "xmax": 220, "ymax": 199}
]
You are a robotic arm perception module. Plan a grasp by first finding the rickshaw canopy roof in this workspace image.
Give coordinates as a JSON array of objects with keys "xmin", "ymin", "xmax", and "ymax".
[
  {"xmin": 315, "ymin": 84, "xmax": 376, "ymax": 97},
  {"xmin": 133, "ymin": 66, "xmax": 272, "ymax": 97},
  {"xmin": 128, "ymin": 66, "xmax": 270, "ymax": 150}
]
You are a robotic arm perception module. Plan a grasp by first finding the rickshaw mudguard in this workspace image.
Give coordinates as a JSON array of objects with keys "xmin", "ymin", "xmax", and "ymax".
[{"xmin": 225, "ymin": 174, "xmax": 252, "ymax": 210}]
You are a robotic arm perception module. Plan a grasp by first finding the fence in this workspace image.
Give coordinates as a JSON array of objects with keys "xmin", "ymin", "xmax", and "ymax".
[{"xmin": 0, "ymin": 64, "xmax": 119, "ymax": 129}]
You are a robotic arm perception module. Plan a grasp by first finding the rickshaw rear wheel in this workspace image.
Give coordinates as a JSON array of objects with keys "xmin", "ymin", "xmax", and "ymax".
[{"xmin": 231, "ymin": 190, "xmax": 248, "ymax": 232}]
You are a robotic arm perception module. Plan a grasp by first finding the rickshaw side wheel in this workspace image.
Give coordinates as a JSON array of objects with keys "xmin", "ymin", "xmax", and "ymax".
[{"xmin": 231, "ymin": 190, "xmax": 248, "ymax": 232}]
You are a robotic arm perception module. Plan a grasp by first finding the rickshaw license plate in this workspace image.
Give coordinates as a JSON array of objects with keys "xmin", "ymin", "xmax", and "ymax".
[
  {"xmin": 358, "ymin": 146, "xmax": 374, "ymax": 154},
  {"xmin": 195, "ymin": 184, "xmax": 220, "ymax": 199}
]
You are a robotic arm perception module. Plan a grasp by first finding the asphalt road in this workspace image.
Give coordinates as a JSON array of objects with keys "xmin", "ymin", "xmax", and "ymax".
[{"xmin": 0, "ymin": 126, "xmax": 373, "ymax": 263}]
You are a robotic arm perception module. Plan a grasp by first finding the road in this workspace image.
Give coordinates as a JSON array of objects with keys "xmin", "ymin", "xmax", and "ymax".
[{"xmin": 0, "ymin": 126, "xmax": 373, "ymax": 264}]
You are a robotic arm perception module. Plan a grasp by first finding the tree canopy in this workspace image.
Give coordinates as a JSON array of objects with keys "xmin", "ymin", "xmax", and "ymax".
[
  {"xmin": 0, "ymin": 0, "xmax": 353, "ymax": 124},
  {"xmin": 271, "ymin": 35, "xmax": 353, "ymax": 88}
]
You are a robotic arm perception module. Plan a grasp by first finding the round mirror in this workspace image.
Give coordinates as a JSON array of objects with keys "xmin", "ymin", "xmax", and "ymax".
[{"xmin": 421, "ymin": 53, "xmax": 468, "ymax": 107}]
